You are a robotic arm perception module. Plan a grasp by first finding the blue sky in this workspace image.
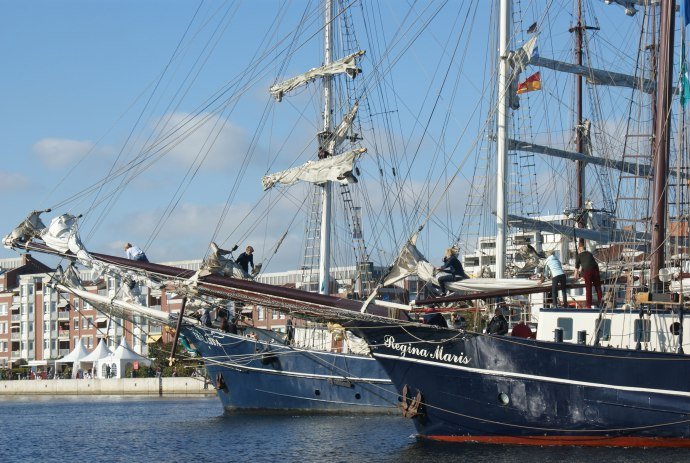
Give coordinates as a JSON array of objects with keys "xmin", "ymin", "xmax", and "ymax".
[{"xmin": 0, "ymin": 1, "xmax": 658, "ymax": 273}]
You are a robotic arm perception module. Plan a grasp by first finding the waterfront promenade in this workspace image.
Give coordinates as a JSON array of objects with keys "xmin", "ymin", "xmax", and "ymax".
[{"xmin": 0, "ymin": 377, "xmax": 215, "ymax": 396}]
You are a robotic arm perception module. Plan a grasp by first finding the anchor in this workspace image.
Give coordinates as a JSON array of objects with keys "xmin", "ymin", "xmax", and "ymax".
[
  {"xmin": 400, "ymin": 384, "xmax": 423, "ymax": 418},
  {"xmin": 215, "ymin": 372, "xmax": 228, "ymax": 392}
]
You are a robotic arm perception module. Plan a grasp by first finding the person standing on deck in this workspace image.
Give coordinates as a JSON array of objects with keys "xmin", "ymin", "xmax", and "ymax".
[
  {"xmin": 543, "ymin": 250, "xmax": 567, "ymax": 308},
  {"xmin": 574, "ymin": 243, "xmax": 603, "ymax": 308},
  {"xmin": 124, "ymin": 243, "xmax": 149, "ymax": 262},
  {"xmin": 486, "ymin": 307, "xmax": 508, "ymax": 335}
]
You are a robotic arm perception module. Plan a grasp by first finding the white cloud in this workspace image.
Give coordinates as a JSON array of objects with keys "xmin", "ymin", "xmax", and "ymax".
[
  {"xmin": 0, "ymin": 171, "xmax": 30, "ymax": 192},
  {"xmin": 32, "ymin": 138, "xmax": 95, "ymax": 168},
  {"xmin": 155, "ymin": 112, "xmax": 257, "ymax": 171}
]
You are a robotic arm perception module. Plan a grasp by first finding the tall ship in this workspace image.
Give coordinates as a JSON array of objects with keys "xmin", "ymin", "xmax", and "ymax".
[
  {"xmin": 332, "ymin": 0, "xmax": 690, "ymax": 446},
  {"xmin": 1, "ymin": 0, "xmax": 449, "ymax": 413}
]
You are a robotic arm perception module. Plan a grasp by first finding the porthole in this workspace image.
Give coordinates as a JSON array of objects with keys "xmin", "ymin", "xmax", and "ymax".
[
  {"xmin": 498, "ymin": 392, "xmax": 509, "ymax": 405},
  {"xmin": 670, "ymin": 322, "xmax": 681, "ymax": 336},
  {"xmin": 314, "ymin": 389, "xmax": 321, "ymax": 396},
  {"xmin": 355, "ymin": 393, "xmax": 361, "ymax": 400}
]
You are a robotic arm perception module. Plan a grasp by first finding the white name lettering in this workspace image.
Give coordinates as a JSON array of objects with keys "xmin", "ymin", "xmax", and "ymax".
[{"xmin": 383, "ymin": 335, "xmax": 471, "ymax": 365}]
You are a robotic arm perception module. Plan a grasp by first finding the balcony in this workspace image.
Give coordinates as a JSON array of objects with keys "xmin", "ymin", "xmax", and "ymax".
[
  {"xmin": 57, "ymin": 330, "xmax": 69, "ymax": 340},
  {"xmin": 10, "ymin": 332, "xmax": 20, "ymax": 341},
  {"xmin": 57, "ymin": 311, "xmax": 70, "ymax": 321},
  {"xmin": 11, "ymin": 314, "xmax": 20, "ymax": 322},
  {"xmin": 58, "ymin": 348, "xmax": 69, "ymax": 357},
  {"xmin": 10, "ymin": 350, "xmax": 19, "ymax": 358}
]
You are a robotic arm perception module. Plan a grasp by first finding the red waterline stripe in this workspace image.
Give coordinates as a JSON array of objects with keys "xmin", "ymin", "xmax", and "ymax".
[{"xmin": 425, "ymin": 435, "xmax": 690, "ymax": 447}]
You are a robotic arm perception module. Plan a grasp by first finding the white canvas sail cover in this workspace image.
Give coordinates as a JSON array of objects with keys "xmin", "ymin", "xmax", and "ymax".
[
  {"xmin": 5, "ymin": 211, "xmax": 167, "ymax": 301},
  {"xmin": 202, "ymin": 242, "xmax": 252, "ymax": 279},
  {"xmin": 270, "ymin": 51, "xmax": 365, "ymax": 101},
  {"xmin": 262, "ymin": 148, "xmax": 366, "ymax": 190},
  {"xmin": 383, "ymin": 238, "xmax": 550, "ymax": 293},
  {"xmin": 326, "ymin": 102, "xmax": 359, "ymax": 154},
  {"xmin": 2, "ymin": 209, "xmax": 48, "ymax": 247}
]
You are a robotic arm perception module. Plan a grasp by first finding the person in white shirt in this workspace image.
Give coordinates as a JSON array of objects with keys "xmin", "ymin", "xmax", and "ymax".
[
  {"xmin": 543, "ymin": 250, "xmax": 566, "ymax": 308},
  {"xmin": 124, "ymin": 243, "xmax": 149, "ymax": 262}
]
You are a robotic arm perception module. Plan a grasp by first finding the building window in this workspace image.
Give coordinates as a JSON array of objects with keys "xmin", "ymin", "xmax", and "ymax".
[
  {"xmin": 28, "ymin": 322, "xmax": 33, "ymax": 334},
  {"xmin": 257, "ymin": 307, "xmax": 265, "ymax": 320},
  {"xmin": 73, "ymin": 318, "xmax": 79, "ymax": 330},
  {"xmin": 279, "ymin": 313, "xmax": 285, "ymax": 319},
  {"xmin": 272, "ymin": 310, "xmax": 278, "ymax": 320},
  {"xmin": 28, "ymin": 303, "xmax": 34, "ymax": 315},
  {"xmin": 0, "ymin": 303, "xmax": 7, "ymax": 315},
  {"xmin": 0, "ymin": 322, "xmax": 6, "ymax": 334},
  {"xmin": 85, "ymin": 337, "xmax": 93, "ymax": 349},
  {"xmin": 28, "ymin": 340, "xmax": 34, "ymax": 351}
]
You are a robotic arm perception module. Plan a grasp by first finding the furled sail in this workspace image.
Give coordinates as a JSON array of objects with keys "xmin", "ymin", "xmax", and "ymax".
[
  {"xmin": 325, "ymin": 102, "xmax": 359, "ymax": 154},
  {"xmin": 262, "ymin": 148, "xmax": 366, "ymax": 190},
  {"xmin": 6, "ymin": 211, "xmax": 166, "ymax": 303},
  {"xmin": 382, "ymin": 237, "xmax": 549, "ymax": 293},
  {"xmin": 269, "ymin": 51, "xmax": 365, "ymax": 102}
]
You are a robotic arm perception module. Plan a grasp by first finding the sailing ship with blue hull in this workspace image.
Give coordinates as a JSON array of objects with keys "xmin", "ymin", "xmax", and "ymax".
[
  {"xmin": 349, "ymin": 320, "xmax": 690, "ymax": 445},
  {"xmin": 337, "ymin": 0, "xmax": 690, "ymax": 446},
  {"xmin": 183, "ymin": 325, "xmax": 396, "ymax": 412},
  {"xmin": 0, "ymin": 0, "xmax": 426, "ymax": 413}
]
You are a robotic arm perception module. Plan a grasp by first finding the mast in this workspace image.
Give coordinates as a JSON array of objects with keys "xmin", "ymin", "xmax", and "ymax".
[
  {"xmin": 574, "ymin": 0, "xmax": 585, "ymax": 227},
  {"xmin": 318, "ymin": 0, "xmax": 334, "ymax": 295},
  {"xmin": 495, "ymin": 0, "xmax": 510, "ymax": 279},
  {"xmin": 650, "ymin": 0, "xmax": 675, "ymax": 290}
]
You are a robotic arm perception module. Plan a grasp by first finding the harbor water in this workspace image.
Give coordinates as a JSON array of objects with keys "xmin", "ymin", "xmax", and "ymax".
[{"xmin": 1, "ymin": 396, "xmax": 688, "ymax": 462}]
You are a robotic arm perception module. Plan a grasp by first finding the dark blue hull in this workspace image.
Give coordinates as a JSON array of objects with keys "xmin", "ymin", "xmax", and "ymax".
[
  {"xmin": 351, "ymin": 321, "xmax": 690, "ymax": 446},
  {"xmin": 181, "ymin": 325, "xmax": 399, "ymax": 413}
]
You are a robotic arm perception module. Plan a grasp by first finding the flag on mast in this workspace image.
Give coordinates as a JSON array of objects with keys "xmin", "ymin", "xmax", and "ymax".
[{"xmin": 516, "ymin": 72, "xmax": 541, "ymax": 94}]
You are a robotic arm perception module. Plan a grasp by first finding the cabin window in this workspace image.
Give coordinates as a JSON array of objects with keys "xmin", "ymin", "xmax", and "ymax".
[
  {"xmin": 634, "ymin": 319, "xmax": 651, "ymax": 343},
  {"xmin": 556, "ymin": 317, "xmax": 573, "ymax": 341},
  {"xmin": 595, "ymin": 319, "xmax": 611, "ymax": 341}
]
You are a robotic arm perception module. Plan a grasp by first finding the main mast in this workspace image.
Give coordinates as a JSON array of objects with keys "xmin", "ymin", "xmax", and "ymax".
[
  {"xmin": 495, "ymin": 0, "xmax": 511, "ymax": 279},
  {"xmin": 650, "ymin": 0, "xmax": 675, "ymax": 290},
  {"xmin": 318, "ymin": 0, "xmax": 334, "ymax": 295}
]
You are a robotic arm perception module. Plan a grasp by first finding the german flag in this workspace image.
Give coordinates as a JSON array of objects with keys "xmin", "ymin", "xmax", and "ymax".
[{"xmin": 517, "ymin": 72, "xmax": 541, "ymax": 94}]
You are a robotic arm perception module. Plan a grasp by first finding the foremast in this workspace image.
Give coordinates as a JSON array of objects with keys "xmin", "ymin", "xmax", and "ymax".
[
  {"xmin": 495, "ymin": 0, "xmax": 511, "ymax": 279},
  {"xmin": 318, "ymin": 0, "xmax": 334, "ymax": 295}
]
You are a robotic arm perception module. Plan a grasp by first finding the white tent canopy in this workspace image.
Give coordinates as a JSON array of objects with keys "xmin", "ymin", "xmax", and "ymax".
[
  {"xmin": 101, "ymin": 337, "xmax": 152, "ymax": 379},
  {"xmin": 55, "ymin": 338, "xmax": 89, "ymax": 378},
  {"xmin": 80, "ymin": 339, "xmax": 112, "ymax": 379}
]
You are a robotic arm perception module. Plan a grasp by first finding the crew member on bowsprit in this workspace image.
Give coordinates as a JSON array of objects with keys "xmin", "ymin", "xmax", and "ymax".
[{"xmin": 236, "ymin": 246, "xmax": 254, "ymax": 274}]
